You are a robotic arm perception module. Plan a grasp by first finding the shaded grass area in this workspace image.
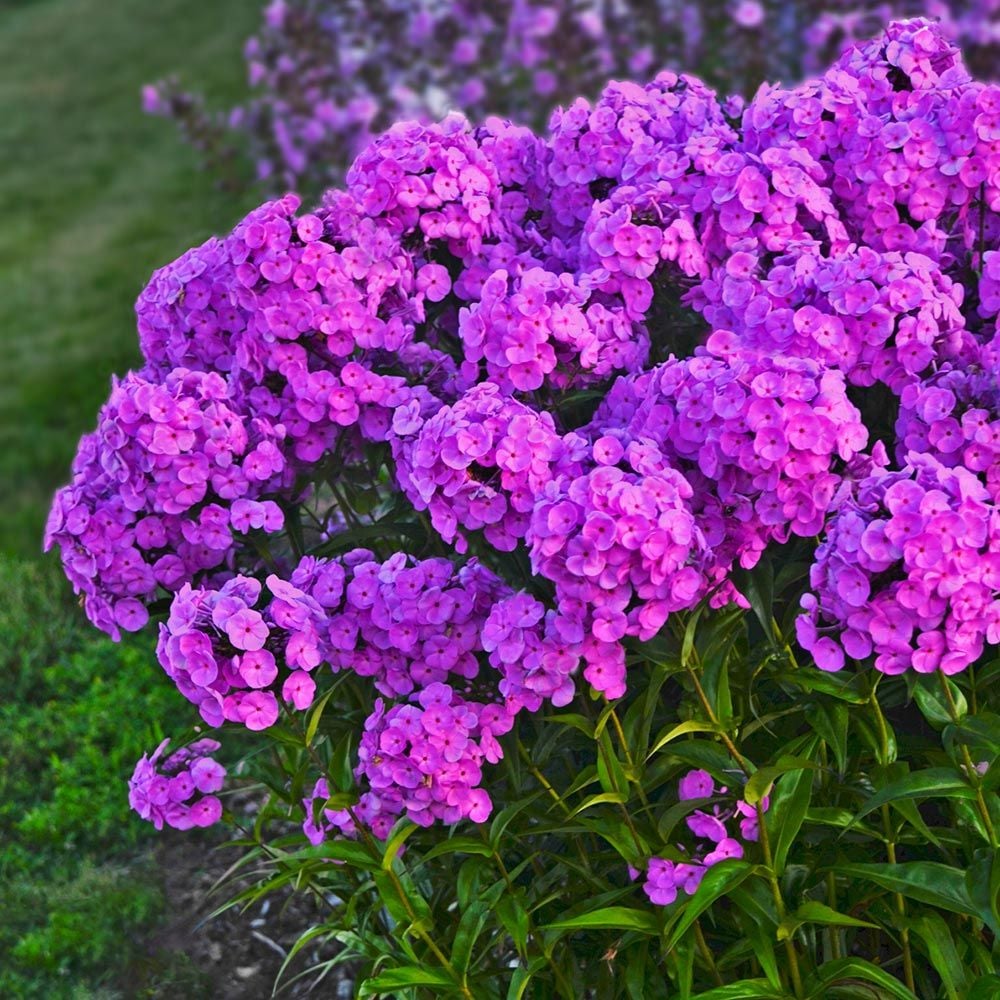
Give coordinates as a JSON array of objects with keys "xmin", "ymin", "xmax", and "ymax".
[
  {"xmin": 0, "ymin": 0, "xmax": 260, "ymax": 994},
  {"xmin": 0, "ymin": 0, "xmax": 259, "ymax": 557}
]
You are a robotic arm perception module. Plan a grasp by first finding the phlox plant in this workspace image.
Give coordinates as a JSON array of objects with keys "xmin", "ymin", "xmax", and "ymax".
[
  {"xmin": 50, "ymin": 19, "xmax": 1000, "ymax": 998},
  {"xmin": 143, "ymin": 0, "xmax": 1000, "ymax": 197}
]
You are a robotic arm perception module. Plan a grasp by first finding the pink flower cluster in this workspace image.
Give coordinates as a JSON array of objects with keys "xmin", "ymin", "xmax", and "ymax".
[
  {"xmin": 48, "ymin": 21, "xmax": 1000, "ymax": 844},
  {"xmin": 158, "ymin": 571, "xmax": 334, "ymax": 729},
  {"xmin": 896, "ymin": 348, "xmax": 1000, "ymax": 500},
  {"xmin": 44, "ymin": 367, "xmax": 285, "ymax": 639},
  {"xmin": 144, "ymin": 1, "xmax": 1000, "ymax": 195},
  {"xmin": 306, "ymin": 683, "xmax": 514, "ymax": 840},
  {"xmin": 798, "ymin": 455, "xmax": 1000, "ymax": 675},
  {"xmin": 395, "ymin": 383, "xmax": 586, "ymax": 553},
  {"xmin": 128, "ymin": 738, "xmax": 227, "ymax": 831},
  {"xmin": 643, "ymin": 769, "xmax": 768, "ymax": 906}
]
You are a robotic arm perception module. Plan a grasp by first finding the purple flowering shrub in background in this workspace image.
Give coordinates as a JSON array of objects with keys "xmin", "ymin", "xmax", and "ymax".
[
  {"xmin": 144, "ymin": 0, "xmax": 999, "ymax": 196},
  {"xmin": 51, "ymin": 20, "xmax": 1000, "ymax": 997}
]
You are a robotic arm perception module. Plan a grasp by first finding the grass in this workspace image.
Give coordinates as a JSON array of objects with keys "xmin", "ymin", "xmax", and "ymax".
[
  {"xmin": 0, "ymin": 0, "xmax": 262, "ymax": 993},
  {"xmin": 0, "ymin": 0, "xmax": 260, "ymax": 559}
]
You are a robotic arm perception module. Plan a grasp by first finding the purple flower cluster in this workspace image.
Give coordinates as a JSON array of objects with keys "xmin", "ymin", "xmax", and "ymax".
[
  {"xmin": 584, "ymin": 354, "xmax": 869, "ymax": 580},
  {"xmin": 44, "ymin": 367, "xmax": 285, "ymax": 639},
  {"xmin": 395, "ymin": 383, "xmax": 586, "ymax": 553},
  {"xmin": 643, "ymin": 769, "xmax": 768, "ymax": 906},
  {"xmin": 144, "ymin": 1, "xmax": 1000, "ymax": 196},
  {"xmin": 128, "ymin": 738, "xmax": 227, "ymax": 831},
  {"xmin": 307, "ymin": 684, "xmax": 514, "ymax": 840},
  {"xmin": 897, "ymin": 347, "xmax": 1000, "ymax": 500},
  {"xmin": 702, "ymin": 248, "xmax": 970, "ymax": 392},
  {"xmin": 49, "ymin": 20, "xmax": 1000, "ymax": 843},
  {"xmin": 798, "ymin": 456, "xmax": 1000, "ymax": 675}
]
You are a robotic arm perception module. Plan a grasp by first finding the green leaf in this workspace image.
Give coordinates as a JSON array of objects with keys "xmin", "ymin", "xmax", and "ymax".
[
  {"xmin": 969, "ymin": 974, "xmax": 1000, "ymax": 1000},
  {"xmin": 597, "ymin": 730, "xmax": 629, "ymax": 797},
  {"xmin": 769, "ymin": 744, "xmax": 817, "ymax": 874},
  {"xmin": 966, "ymin": 848, "xmax": 1000, "ymax": 937},
  {"xmin": 495, "ymin": 894, "xmax": 531, "ymax": 956},
  {"xmin": 692, "ymin": 981, "xmax": 791, "ymax": 999},
  {"xmin": 304, "ymin": 685, "xmax": 338, "ymax": 746},
  {"xmin": 908, "ymin": 912, "xmax": 969, "ymax": 999},
  {"xmin": 329, "ymin": 730, "xmax": 355, "ymax": 793},
  {"xmin": 664, "ymin": 861, "xmax": 755, "ymax": 950},
  {"xmin": 745, "ymin": 756, "xmax": 818, "ymax": 805},
  {"xmin": 852, "ymin": 768, "xmax": 975, "ymax": 824},
  {"xmin": 911, "ymin": 675, "xmax": 967, "ymax": 729},
  {"xmin": 546, "ymin": 712, "xmax": 596, "ymax": 738},
  {"xmin": 457, "ymin": 856, "xmax": 488, "ymax": 911},
  {"xmin": 381, "ymin": 822, "xmax": 419, "ymax": 870},
  {"xmin": 506, "ymin": 963, "xmax": 544, "ymax": 1000},
  {"xmin": 783, "ymin": 669, "xmax": 868, "ymax": 703},
  {"xmin": 421, "ymin": 836, "xmax": 494, "ymax": 861},
  {"xmin": 808, "ymin": 957, "xmax": 919, "ymax": 1000},
  {"xmin": 833, "ymin": 862, "xmax": 978, "ymax": 919},
  {"xmin": 568, "ymin": 791, "xmax": 627, "ymax": 818},
  {"xmin": 647, "ymin": 720, "xmax": 718, "ymax": 760},
  {"xmin": 805, "ymin": 702, "xmax": 848, "ymax": 775},
  {"xmin": 681, "ymin": 605, "xmax": 707, "ymax": 667},
  {"xmin": 779, "ymin": 901, "xmax": 877, "ymax": 940},
  {"xmin": 451, "ymin": 900, "xmax": 490, "ymax": 974},
  {"xmin": 665, "ymin": 740, "xmax": 744, "ymax": 783},
  {"xmin": 372, "ymin": 870, "xmax": 430, "ymax": 928},
  {"xmin": 317, "ymin": 840, "xmax": 377, "ymax": 868},
  {"xmin": 544, "ymin": 905, "xmax": 660, "ymax": 936},
  {"xmin": 489, "ymin": 793, "xmax": 543, "ymax": 850},
  {"xmin": 358, "ymin": 966, "xmax": 457, "ymax": 996},
  {"xmin": 733, "ymin": 558, "xmax": 775, "ymax": 639},
  {"xmin": 733, "ymin": 902, "xmax": 783, "ymax": 989}
]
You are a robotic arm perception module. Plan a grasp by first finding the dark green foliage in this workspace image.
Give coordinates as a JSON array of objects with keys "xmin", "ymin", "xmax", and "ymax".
[
  {"xmin": 223, "ymin": 556, "xmax": 1000, "ymax": 998},
  {"xmin": 0, "ymin": 0, "xmax": 259, "ymax": 558},
  {"xmin": 0, "ymin": 0, "xmax": 258, "ymax": 994},
  {"xmin": 0, "ymin": 563, "xmax": 195, "ymax": 997}
]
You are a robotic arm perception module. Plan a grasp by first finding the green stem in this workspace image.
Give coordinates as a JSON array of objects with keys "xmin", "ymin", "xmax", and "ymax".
[
  {"xmin": 592, "ymin": 727, "xmax": 647, "ymax": 859},
  {"xmin": 869, "ymin": 682, "xmax": 916, "ymax": 991},
  {"xmin": 882, "ymin": 805, "xmax": 916, "ymax": 993},
  {"xmin": 345, "ymin": 805, "xmax": 473, "ymax": 999},
  {"xmin": 939, "ymin": 673, "xmax": 999, "ymax": 848},
  {"xmin": 694, "ymin": 920, "xmax": 724, "ymax": 987},
  {"xmin": 605, "ymin": 700, "xmax": 651, "ymax": 810},
  {"xmin": 516, "ymin": 740, "xmax": 595, "ymax": 876},
  {"xmin": 825, "ymin": 873, "xmax": 842, "ymax": 961},
  {"xmin": 682, "ymin": 653, "xmax": 804, "ymax": 998}
]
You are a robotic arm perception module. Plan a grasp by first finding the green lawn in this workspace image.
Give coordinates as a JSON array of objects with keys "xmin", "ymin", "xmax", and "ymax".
[
  {"xmin": 0, "ymin": 1, "xmax": 263, "ymax": 994},
  {"xmin": 0, "ymin": 0, "xmax": 260, "ymax": 558}
]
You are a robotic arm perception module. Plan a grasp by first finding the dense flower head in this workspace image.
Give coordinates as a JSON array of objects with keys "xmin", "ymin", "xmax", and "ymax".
[
  {"xmin": 747, "ymin": 19, "xmax": 1000, "ymax": 279},
  {"xmin": 310, "ymin": 685, "xmax": 516, "ymax": 840},
  {"xmin": 128, "ymin": 738, "xmax": 227, "ymax": 831},
  {"xmin": 529, "ymin": 459, "xmax": 708, "ymax": 698},
  {"xmin": 136, "ymin": 193, "xmax": 423, "ymax": 458},
  {"xmin": 44, "ymin": 366, "xmax": 286, "ymax": 638},
  {"xmin": 159, "ymin": 551, "xmax": 519, "ymax": 730},
  {"xmin": 345, "ymin": 116, "xmax": 501, "ymax": 257},
  {"xmin": 897, "ymin": 346, "xmax": 1000, "ymax": 500},
  {"xmin": 643, "ymin": 769, "xmax": 769, "ymax": 906},
  {"xmin": 587, "ymin": 352, "xmax": 870, "ymax": 580},
  {"xmin": 701, "ymin": 247, "xmax": 973, "ymax": 391},
  {"xmin": 144, "ymin": 1, "xmax": 1000, "ymax": 197},
  {"xmin": 394, "ymin": 383, "xmax": 588, "ymax": 552},
  {"xmin": 158, "ymin": 571, "xmax": 332, "ymax": 728},
  {"xmin": 51, "ymin": 19, "xmax": 1000, "ymax": 850},
  {"xmin": 458, "ymin": 265, "xmax": 650, "ymax": 392},
  {"xmin": 798, "ymin": 455, "xmax": 1000, "ymax": 676}
]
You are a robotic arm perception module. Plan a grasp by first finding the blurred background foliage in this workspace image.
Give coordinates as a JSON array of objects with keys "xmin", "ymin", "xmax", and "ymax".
[{"xmin": 0, "ymin": 0, "xmax": 257, "ymax": 993}]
